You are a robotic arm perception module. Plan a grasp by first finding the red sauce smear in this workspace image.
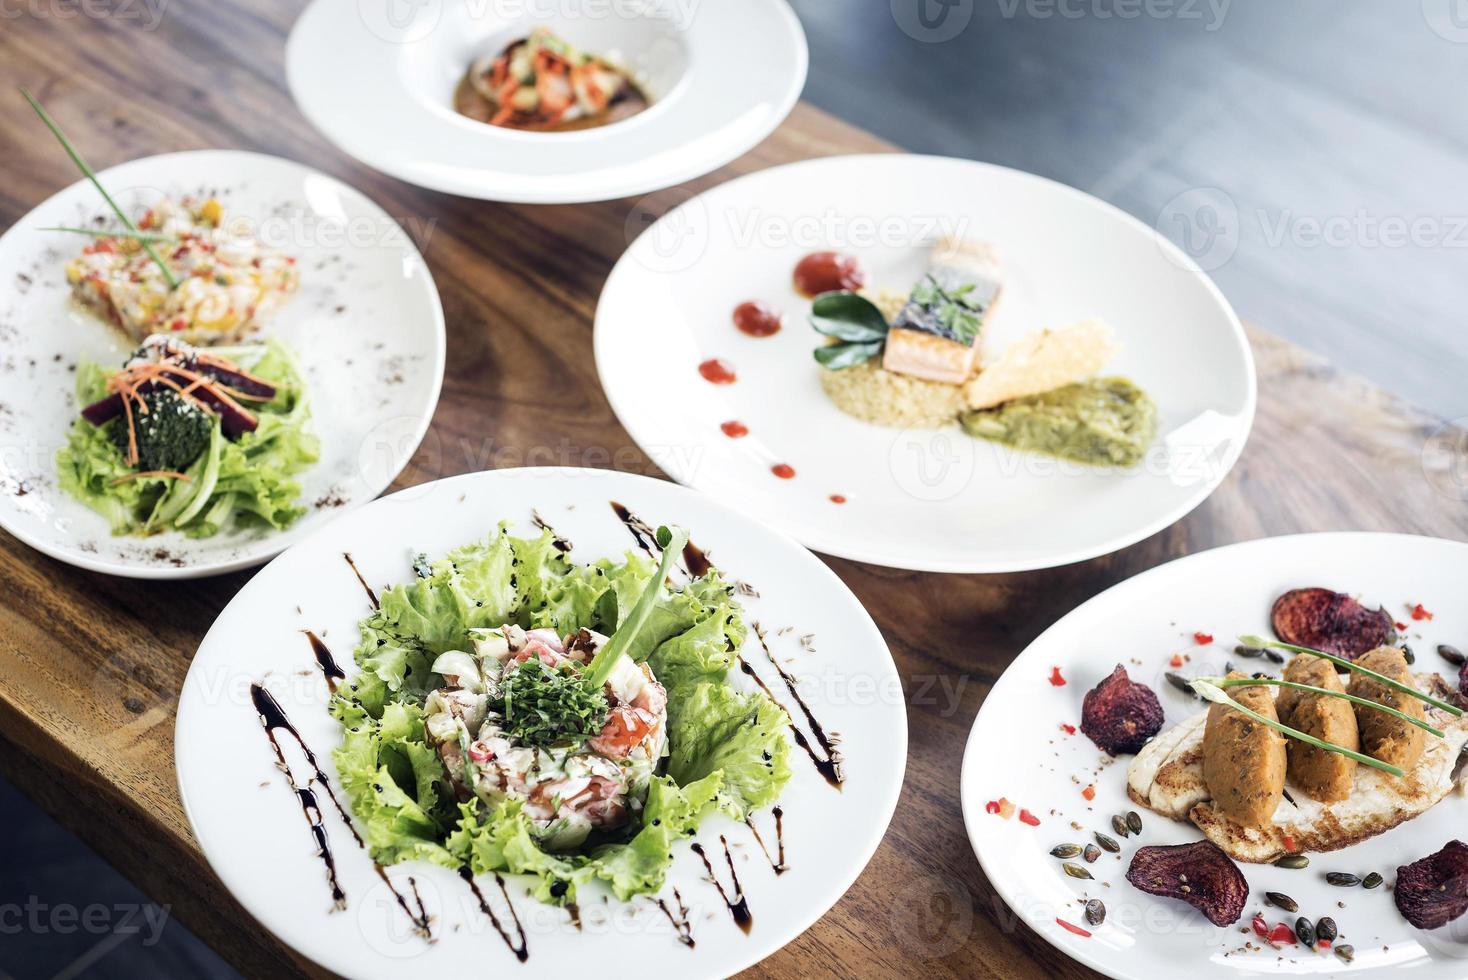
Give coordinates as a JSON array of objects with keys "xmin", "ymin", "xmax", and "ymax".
[
  {"xmin": 1411, "ymin": 603, "xmax": 1434, "ymax": 621},
  {"xmin": 1048, "ymin": 666, "xmax": 1066, "ymax": 687},
  {"xmin": 1056, "ymin": 918, "xmax": 1091, "ymax": 939},
  {"xmin": 732, "ymin": 301, "xmax": 782, "ymax": 337},
  {"xmin": 829, "ymin": 494, "xmax": 847, "ymax": 504},
  {"xmin": 771, "ymin": 463, "xmax": 795, "ymax": 479},
  {"xmin": 793, "ymin": 251, "xmax": 865, "ymax": 297},
  {"xmin": 698, "ymin": 358, "xmax": 736, "ymax": 384},
  {"xmin": 1194, "ymin": 631, "xmax": 1214, "ymax": 645},
  {"xmin": 720, "ymin": 420, "xmax": 749, "ymax": 438}
]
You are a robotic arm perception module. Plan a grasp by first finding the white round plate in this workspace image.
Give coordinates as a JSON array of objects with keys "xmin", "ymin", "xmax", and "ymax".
[
  {"xmin": 961, "ymin": 532, "xmax": 1468, "ymax": 979},
  {"xmin": 594, "ymin": 154, "xmax": 1255, "ymax": 572},
  {"xmin": 285, "ymin": 0, "xmax": 807, "ymax": 203},
  {"xmin": 0, "ymin": 150, "xmax": 445, "ymax": 578},
  {"xmin": 176, "ymin": 467, "xmax": 905, "ymax": 979}
]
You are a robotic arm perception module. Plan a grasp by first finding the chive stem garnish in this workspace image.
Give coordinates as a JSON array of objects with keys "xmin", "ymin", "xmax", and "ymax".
[
  {"xmin": 583, "ymin": 524, "xmax": 688, "ymax": 691},
  {"xmin": 39, "ymin": 225, "xmax": 177, "ymax": 244},
  {"xmin": 1203, "ymin": 676, "xmax": 1446, "ymax": 738},
  {"xmin": 1190, "ymin": 679, "xmax": 1406, "ymax": 778},
  {"xmin": 21, "ymin": 88, "xmax": 180, "ymax": 289},
  {"xmin": 1238, "ymin": 635, "xmax": 1463, "ymax": 718}
]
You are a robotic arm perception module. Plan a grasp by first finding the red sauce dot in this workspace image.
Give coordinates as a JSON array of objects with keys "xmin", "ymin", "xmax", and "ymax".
[
  {"xmin": 771, "ymin": 463, "xmax": 796, "ymax": 479},
  {"xmin": 697, "ymin": 358, "xmax": 736, "ymax": 384},
  {"xmin": 720, "ymin": 420, "xmax": 749, "ymax": 438},
  {"xmin": 732, "ymin": 300, "xmax": 782, "ymax": 337},
  {"xmin": 793, "ymin": 251, "xmax": 865, "ymax": 297},
  {"xmin": 828, "ymin": 494, "xmax": 847, "ymax": 504}
]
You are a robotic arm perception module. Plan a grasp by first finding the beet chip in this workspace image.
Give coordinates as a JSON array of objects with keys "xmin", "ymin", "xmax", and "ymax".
[
  {"xmin": 1126, "ymin": 841, "xmax": 1248, "ymax": 927},
  {"xmin": 1080, "ymin": 665, "xmax": 1163, "ymax": 756},
  {"xmin": 1395, "ymin": 840, "xmax": 1468, "ymax": 930},
  {"xmin": 1460, "ymin": 659, "xmax": 1467, "ymax": 699},
  {"xmin": 1271, "ymin": 587, "xmax": 1394, "ymax": 659}
]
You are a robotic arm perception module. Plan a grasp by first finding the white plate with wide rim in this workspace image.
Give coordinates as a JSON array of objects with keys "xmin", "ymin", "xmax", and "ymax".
[
  {"xmin": 961, "ymin": 532, "xmax": 1468, "ymax": 979},
  {"xmin": 285, "ymin": 0, "xmax": 807, "ymax": 203},
  {"xmin": 0, "ymin": 150, "xmax": 445, "ymax": 578},
  {"xmin": 594, "ymin": 154, "xmax": 1255, "ymax": 573},
  {"xmin": 175, "ymin": 466, "xmax": 905, "ymax": 979}
]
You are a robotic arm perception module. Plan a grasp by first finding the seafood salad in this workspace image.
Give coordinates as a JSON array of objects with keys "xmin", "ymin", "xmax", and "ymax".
[
  {"xmin": 65, "ymin": 196, "xmax": 299, "ymax": 344},
  {"xmin": 332, "ymin": 522, "xmax": 791, "ymax": 905},
  {"xmin": 424, "ymin": 624, "xmax": 669, "ymax": 850},
  {"xmin": 455, "ymin": 27, "xmax": 649, "ymax": 132},
  {"xmin": 56, "ymin": 335, "xmax": 318, "ymax": 537}
]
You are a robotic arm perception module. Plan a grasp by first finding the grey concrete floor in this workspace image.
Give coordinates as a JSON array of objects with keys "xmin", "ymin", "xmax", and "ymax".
[{"xmin": 4, "ymin": 2, "xmax": 1465, "ymax": 977}]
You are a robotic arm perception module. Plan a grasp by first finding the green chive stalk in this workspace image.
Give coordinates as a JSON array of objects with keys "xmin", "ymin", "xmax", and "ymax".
[
  {"xmin": 1239, "ymin": 635, "xmax": 1463, "ymax": 717},
  {"xmin": 39, "ymin": 225, "xmax": 176, "ymax": 244},
  {"xmin": 1204, "ymin": 675, "xmax": 1446, "ymax": 738},
  {"xmin": 583, "ymin": 525, "xmax": 687, "ymax": 690}
]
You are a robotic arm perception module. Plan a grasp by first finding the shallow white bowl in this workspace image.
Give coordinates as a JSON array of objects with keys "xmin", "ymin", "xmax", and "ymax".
[
  {"xmin": 286, "ymin": 0, "xmax": 808, "ymax": 203},
  {"xmin": 962, "ymin": 532, "xmax": 1468, "ymax": 978},
  {"xmin": 176, "ymin": 467, "xmax": 906, "ymax": 978},
  {"xmin": 0, "ymin": 150, "xmax": 444, "ymax": 578},
  {"xmin": 594, "ymin": 154, "xmax": 1256, "ymax": 573}
]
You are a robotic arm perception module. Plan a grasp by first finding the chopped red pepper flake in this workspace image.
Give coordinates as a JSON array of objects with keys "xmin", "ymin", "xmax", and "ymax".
[
  {"xmin": 1048, "ymin": 666, "xmax": 1066, "ymax": 687},
  {"xmin": 1268, "ymin": 923, "xmax": 1298, "ymax": 945},
  {"xmin": 1411, "ymin": 603, "xmax": 1434, "ymax": 621},
  {"xmin": 1055, "ymin": 918, "xmax": 1091, "ymax": 938},
  {"xmin": 1060, "ymin": 722, "xmax": 1076, "ymax": 735},
  {"xmin": 1169, "ymin": 654, "xmax": 1185, "ymax": 668},
  {"xmin": 1317, "ymin": 939, "xmax": 1331, "ymax": 950},
  {"xmin": 1194, "ymin": 631, "xmax": 1214, "ymax": 645},
  {"xmin": 1281, "ymin": 833, "xmax": 1297, "ymax": 853},
  {"xmin": 986, "ymin": 798, "xmax": 1015, "ymax": 819},
  {"xmin": 985, "ymin": 800, "xmax": 1000, "ymax": 814},
  {"xmin": 1251, "ymin": 915, "xmax": 1269, "ymax": 939},
  {"xmin": 1395, "ymin": 621, "xmax": 1408, "ymax": 631},
  {"xmin": 1018, "ymin": 809, "xmax": 1040, "ymax": 827},
  {"xmin": 1081, "ymin": 784, "xmax": 1096, "ymax": 801}
]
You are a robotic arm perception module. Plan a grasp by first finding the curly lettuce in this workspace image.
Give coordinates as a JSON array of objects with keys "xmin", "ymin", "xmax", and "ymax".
[
  {"xmin": 56, "ymin": 339, "xmax": 319, "ymax": 538},
  {"xmin": 330, "ymin": 525, "xmax": 791, "ymax": 905}
]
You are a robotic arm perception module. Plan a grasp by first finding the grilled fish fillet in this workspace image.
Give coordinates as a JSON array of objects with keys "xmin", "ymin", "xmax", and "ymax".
[
  {"xmin": 1128, "ymin": 674, "xmax": 1468, "ymax": 863},
  {"xmin": 881, "ymin": 236, "xmax": 1002, "ymax": 385}
]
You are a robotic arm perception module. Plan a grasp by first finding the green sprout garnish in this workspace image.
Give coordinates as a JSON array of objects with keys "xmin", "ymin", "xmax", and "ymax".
[
  {"xmin": 21, "ymin": 88, "xmax": 180, "ymax": 289},
  {"xmin": 39, "ymin": 225, "xmax": 177, "ymax": 244},
  {"xmin": 1197, "ymin": 675, "xmax": 1445, "ymax": 739},
  {"xmin": 1239, "ymin": 635, "xmax": 1463, "ymax": 717},
  {"xmin": 582, "ymin": 524, "xmax": 688, "ymax": 690}
]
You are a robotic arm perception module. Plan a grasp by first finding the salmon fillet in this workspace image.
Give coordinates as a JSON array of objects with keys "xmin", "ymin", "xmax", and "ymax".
[{"xmin": 880, "ymin": 237, "xmax": 1002, "ymax": 384}]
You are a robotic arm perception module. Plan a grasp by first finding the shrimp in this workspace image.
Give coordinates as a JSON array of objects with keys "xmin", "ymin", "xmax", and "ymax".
[{"xmin": 589, "ymin": 662, "xmax": 667, "ymax": 759}]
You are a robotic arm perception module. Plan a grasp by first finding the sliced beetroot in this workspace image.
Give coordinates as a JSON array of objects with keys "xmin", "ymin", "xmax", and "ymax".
[
  {"xmin": 1460, "ymin": 659, "xmax": 1467, "ymax": 699},
  {"xmin": 1271, "ymin": 587, "xmax": 1394, "ymax": 659},
  {"xmin": 1080, "ymin": 664, "xmax": 1163, "ymax": 755},
  {"xmin": 1126, "ymin": 841, "xmax": 1248, "ymax": 927},
  {"xmin": 1395, "ymin": 840, "xmax": 1468, "ymax": 929}
]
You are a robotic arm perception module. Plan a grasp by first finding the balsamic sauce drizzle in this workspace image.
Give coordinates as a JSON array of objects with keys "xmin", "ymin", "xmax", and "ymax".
[
  {"xmin": 656, "ymin": 887, "xmax": 695, "ymax": 947},
  {"xmin": 302, "ymin": 630, "xmax": 345, "ymax": 693},
  {"xmin": 751, "ymin": 623, "xmax": 844, "ymax": 788},
  {"xmin": 609, "ymin": 500, "xmax": 659, "ymax": 559},
  {"xmin": 342, "ymin": 552, "xmax": 379, "ymax": 609},
  {"xmin": 745, "ymin": 806, "xmax": 787, "ymax": 875},
  {"xmin": 681, "ymin": 538, "xmax": 714, "ymax": 579},
  {"xmin": 691, "ymin": 838, "xmax": 752, "ymax": 933},
  {"xmin": 532, "ymin": 509, "xmax": 572, "ymax": 554},
  {"xmin": 458, "ymin": 866, "xmax": 528, "ymax": 962},
  {"xmin": 250, "ymin": 683, "xmax": 432, "ymax": 939}
]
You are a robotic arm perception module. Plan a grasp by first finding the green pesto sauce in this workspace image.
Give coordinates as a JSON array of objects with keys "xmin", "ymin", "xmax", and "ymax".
[{"xmin": 960, "ymin": 377, "xmax": 1157, "ymax": 468}]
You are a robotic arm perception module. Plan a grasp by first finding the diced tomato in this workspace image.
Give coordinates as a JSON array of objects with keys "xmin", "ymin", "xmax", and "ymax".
[
  {"xmin": 169, "ymin": 318, "xmax": 187, "ymax": 332},
  {"xmin": 1411, "ymin": 603, "xmax": 1434, "ymax": 621},
  {"xmin": 1059, "ymin": 723, "xmax": 1076, "ymax": 735},
  {"xmin": 986, "ymin": 797, "xmax": 1015, "ymax": 819},
  {"xmin": 1048, "ymin": 666, "xmax": 1066, "ymax": 687},
  {"xmin": 1018, "ymin": 809, "xmax": 1040, "ymax": 827},
  {"xmin": 1194, "ymin": 632, "xmax": 1214, "ymax": 645},
  {"xmin": 1170, "ymin": 654, "xmax": 1185, "ymax": 668},
  {"xmin": 1055, "ymin": 918, "xmax": 1091, "ymax": 938},
  {"xmin": 1269, "ymin": 923, "xmax": 1297, "ymax": 945},
  {"xmin": 1081, "ymin": 784, "xmax": 1096, "ymax": 801}
]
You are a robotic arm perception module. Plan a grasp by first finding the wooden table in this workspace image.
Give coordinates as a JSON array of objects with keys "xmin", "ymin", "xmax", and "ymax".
[{"xmin": 3, "ymin": 4, "xmax": 1466, "ymax": 978}]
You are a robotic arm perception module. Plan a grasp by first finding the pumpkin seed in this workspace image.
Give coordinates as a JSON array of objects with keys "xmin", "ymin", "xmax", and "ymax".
[
  {"xmin": 1063, "ymin": 862, "xmax": 1093, "ymax": 880},
  {"xmin": 1362, "ymin": 871, "xmax": 1383, "ymax": 889},
  {"xmin": 1439, "ymin": 644, "xmax": 1466, "ymax": 666},
  {"xmin": 1402, "ymin": 644, "xmax": 1416, "ymax": 665},
  {"xmin": 1234, "ymin": 644, "xmax": 1263, "ymax": 658},
  {"xmin": 1334, "ymin": 945, "xmax": 1354, "ymax": 963},
  {"xmin": 1264, "ymin": 649, "xmax": 1285, "ymax": 664},
  {"xmin": 1295, "ymin": 916, "xmax": 1316, "ymax": 948},
  {"xmin": 1316, "ymin": 917, "xmax": 1338, "ymax": 942},
  {"xmin": 1264, "ymin": 891, "xmax": 1298, "ymax": 913},
  {"xmin": 1084, "ymin": 899, "xmax": 1106, "ymax": 926},
  {"xmin": 1126, "ymin": 811, "xmax": 1143, "ymax": 835},
  {"xmin": 1083, "ymin": 844, "xmax": 1101, "ymax": 863},
  {"xmin": 1165, "ymin": 672, "xmax": 1197, "ymax": 696},
  {"xmin": 1095, "ymin": 832, "xmax": 1120, "ymax": 853},
  {"xmin": 1050, "ymin": 844, "xmax": 1082, "ymax": 859},
  {"xmin": 1326, "ymin": 872, "xmax": 1362, "ymax": 887},
  {"xmin": 1274, "ymin": 855, "xmax": 1310, "ymax": 869},
  {"xmin": 1111, "ymin": 815, "xmax": 1131, "ymax": 838}
]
